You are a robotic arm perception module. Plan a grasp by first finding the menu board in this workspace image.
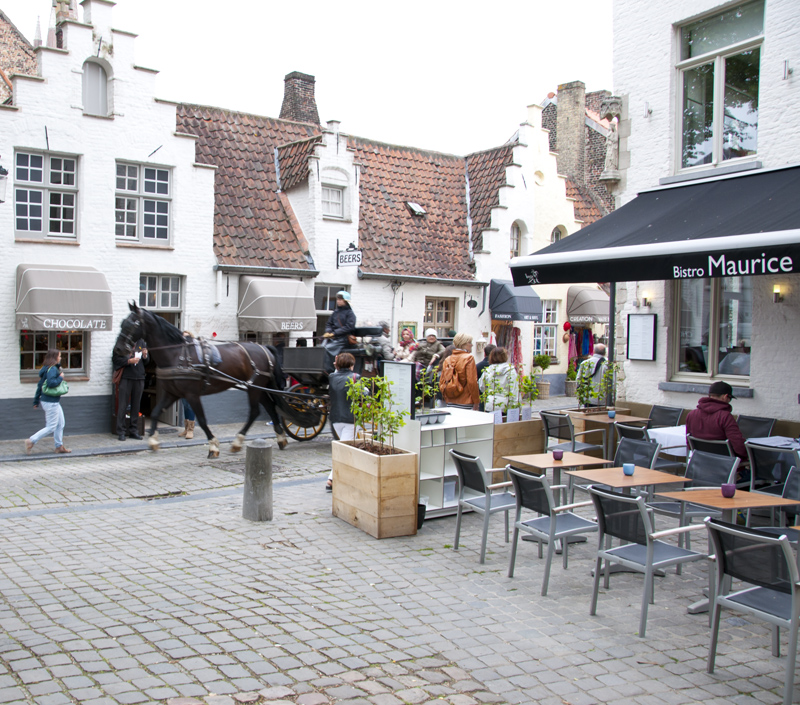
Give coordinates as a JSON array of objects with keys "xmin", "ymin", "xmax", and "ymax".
[
  {"xmin": 627, "ymin": 313, "xmax": 657, "ymax": 361},
  {"xmin": 382, "ymin": 361, "xmax": 416, "ymax": 419}
]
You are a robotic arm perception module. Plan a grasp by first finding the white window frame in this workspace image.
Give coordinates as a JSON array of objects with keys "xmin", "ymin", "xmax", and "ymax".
[
  {"xmin": 116, "ymin": 162, "xmax": 172, "ymax": 244},
  {"xmin": 314, "ymin": 284, "xmax": 349, "ymax": 313},
  {"xmin": 534, "ymin": 299, "xmax": 558, "ymax": 358},
  {"xmin": 139, "ymin": 274, "xmax": 182, "ymax": 311},
  {"xmin": 551, "ymin": 226, "xmax": 564, "ymax": 243},
  {"xmin": 19, "ymin": 329, "xmax": 87, "ymax": 378},
  {"xmin": 423, "ymin": 297, "xmax": 455, "ymax": 339},
  {"xmin": 510, "ymin": 223, "xmax": 521, "ymax": 259},
  {"xmin": 675, "ymin": 2, "xmax": 763, "ymax": 172},
  {"xmin": 14, "ymin": 151, "xmax": 78, "ymax": 240},
  {"xmin": 322, "ymin": 185, "xmax": 344, "ymax": 219},
  {"xmin": 671, "ymin": 277, "xmax": 752, "ymax": 382}
]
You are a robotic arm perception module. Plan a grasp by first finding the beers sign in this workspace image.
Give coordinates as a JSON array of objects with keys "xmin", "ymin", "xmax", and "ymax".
[{"xmin": 337, "ymin": 249, "xmax": 362, "ymax": 267}]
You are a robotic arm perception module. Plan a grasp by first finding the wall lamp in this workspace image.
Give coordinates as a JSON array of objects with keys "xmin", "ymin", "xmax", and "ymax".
[
  {"xmin": 773, "ymin": 284, "xmax": 784, "ymax": 303},
  {"xmin": 641, "ymin": 296, "xmax": 651, "ymax": 308}
]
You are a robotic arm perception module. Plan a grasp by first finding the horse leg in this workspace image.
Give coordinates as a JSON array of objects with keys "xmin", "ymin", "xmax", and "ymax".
[
  {"xmin": 261, "ymin": 391, "xmax": 288, "ymax": 450},
  {"xmin": 231, "ymin": 389, "xmax": 262, "ymax": 453},
  {"xmin": 147, "ymin": 388, "xmax": 178, "ymax": 451},
  {"xmin": 190, "ymin": 400, "xmax": 219, "ymax": 458}
]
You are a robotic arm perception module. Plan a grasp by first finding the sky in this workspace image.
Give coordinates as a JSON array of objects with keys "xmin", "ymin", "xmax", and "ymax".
[{"xmin": 2, "ymin": 0, "xmax": 613, "ymax": 156}]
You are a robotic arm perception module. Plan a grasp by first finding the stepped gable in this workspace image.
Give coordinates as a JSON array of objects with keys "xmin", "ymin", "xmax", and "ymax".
[
  {"xmin": 349, "ymin": 138, "xmax": 474, "ymax": 280},
  {"xmin": 566, "ymin": 177, "xmax": 605, "ymax": 226},
  {"xmin": 466, "ymin": 141, "xmax": 516, "ymax": 252},
  {"xmin": 0, "ymin": 10, "xmax": 37, "ymax": 103},
  {"xmin": 177, "ymin": 104, "xmax": 321, "ymax": 269},
  {"xmin": 277, "ymin": 136, "xmax": 321, "ymax": 190}
]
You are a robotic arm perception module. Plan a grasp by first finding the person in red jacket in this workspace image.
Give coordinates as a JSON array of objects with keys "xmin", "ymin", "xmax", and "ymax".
[{"xmin": 685, "ymin": 381, "xmax": 746, "ymax": 459}]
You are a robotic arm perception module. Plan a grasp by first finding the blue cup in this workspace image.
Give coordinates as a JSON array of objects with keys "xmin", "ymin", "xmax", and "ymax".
[
  {"xmin": 623, "ymin": 463, "xmax": 635, "ymax": 476},
  {"xmin": 608, "ymin": 410, "xmax": 616, "ymax": 419}
]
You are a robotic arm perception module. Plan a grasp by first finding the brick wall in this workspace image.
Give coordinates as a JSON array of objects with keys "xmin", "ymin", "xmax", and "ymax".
[
  {"xmin": 542, "ymin": 102, "xmax": 557, "ymax": 153},
  {"xmin": 585, "ymin": 124, "xmax": 614, "ymax": 212},
  {"xmin": 279, "ymin": 72, "xmax": 320, "ymax": 125},
  {"xmin": 0, "ymin": 13, "xmax": 36, "ymax": 102}
]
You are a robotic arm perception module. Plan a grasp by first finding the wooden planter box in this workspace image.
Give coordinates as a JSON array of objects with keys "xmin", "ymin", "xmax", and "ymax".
[
  {"xmin": 491, "ymin": 416, "xmax": 544, "ymax": 468},
  {"xmin": 331, "ymin": 440, "xmax": 419, "ymax": 539}
]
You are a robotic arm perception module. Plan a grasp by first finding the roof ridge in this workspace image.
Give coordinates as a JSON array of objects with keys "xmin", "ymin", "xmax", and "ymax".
[
  {"xmin": 178, "ymin": 101, "xmax": 322, "ymax": 129},
  {"xmin": 0, "ymin": 11, "xmax": 35, "ymax": 50},
  {"xmin": 348, "ymin": 135, "xmax": 465, "ymax": 161},
  {"xmin": 466, "ymin": 139, "xmax": 518, "ymax": 160}
]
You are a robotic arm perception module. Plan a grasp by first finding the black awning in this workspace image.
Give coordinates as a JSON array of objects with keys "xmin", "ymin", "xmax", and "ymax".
[
  {"xmin": 489, "ymin": 279, "xmax": 542, "ymax": 322},
  {"xmin": 510, "ymin": 165, "xmax": 800, "ymax": 286}
]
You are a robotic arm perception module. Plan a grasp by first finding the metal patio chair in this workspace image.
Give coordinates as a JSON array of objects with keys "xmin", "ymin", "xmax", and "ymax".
[
  {"xmin": 737, "ymin": 414, "xmax": 776, "ymax": 440},
  {"xmin": 540, "ymin": 410, "xmax": 606, "ymax": 456},
  {"xmin": 647, "ymin": 405, "xmax": 683, "ymax": 429}
]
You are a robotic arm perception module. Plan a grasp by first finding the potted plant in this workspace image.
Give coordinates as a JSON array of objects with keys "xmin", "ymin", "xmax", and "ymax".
[
  {"xmin": 331, "ymin": 376, "xmax": 419, "ymax": 538},
  {"xmin": 533, "ymin": 353, "xmax": 551, "ymax": 400},
  {"xmin": 489, "ymin": 363, "xmax": 545, "ymax": 467},
  {"xmin": 415, "ymin": 369, "xmax": 448, "ymax": 424},
  {"xmin": 575, "ymin": 359, "xmax": 619, "ymax": 409},
  {"xmin": 564, "ymin": 362, "xmax": 578, "ymax": 397}
]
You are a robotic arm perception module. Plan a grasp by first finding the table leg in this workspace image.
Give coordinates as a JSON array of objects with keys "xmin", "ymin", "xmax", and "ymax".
[{"xmin": 687, "ymin": 508, "xmax": 734, "ymax": 615}]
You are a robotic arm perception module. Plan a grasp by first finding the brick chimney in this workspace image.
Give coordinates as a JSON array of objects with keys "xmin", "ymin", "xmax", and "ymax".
[
  {"xmin": 279, "ymin": 71, "xmax": 320, "ymax": 125},
  {"xmin": 555, "ymin": 80, "xmax": 586, "ymax": 182}
]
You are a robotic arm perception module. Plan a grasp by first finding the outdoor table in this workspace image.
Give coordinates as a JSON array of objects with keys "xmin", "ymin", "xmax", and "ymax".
[
  {"xmin": 563, "ymin": 465, "xmax": 689, "ymax": 496},
  {"xmin": 647, "ymin": 425, "xmax": 688, "ymax": 458},
  {"xmin": 503, "ymin": 451, "xmax": 613, "ymax": 489},
  {"xmin": 655, "ymin": 488, "xmax": 800, "ymax": 614},
  {"xmin": 747, "ymin": 436, "xmax": 800, "ymax": 450},
  {"xmin": 567, "ymin": 410, "xmax": 651, "ymax": 459}
]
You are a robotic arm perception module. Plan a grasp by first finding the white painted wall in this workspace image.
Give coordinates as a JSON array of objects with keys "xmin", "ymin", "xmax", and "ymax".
[{"xmin": 613, "ymin": 0, "xmax": 800, "ymax": 421}]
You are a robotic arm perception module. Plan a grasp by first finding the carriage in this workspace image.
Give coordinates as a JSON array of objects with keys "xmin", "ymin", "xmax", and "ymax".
[{"xmin": 280, "ymin": 326, "xmax": 383, "ymax": 441}]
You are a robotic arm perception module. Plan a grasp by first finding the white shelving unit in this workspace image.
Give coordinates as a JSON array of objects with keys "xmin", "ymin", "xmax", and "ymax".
[{"xmin": 395, "ymin": 408, "xmax": 495, "ymax": 518}]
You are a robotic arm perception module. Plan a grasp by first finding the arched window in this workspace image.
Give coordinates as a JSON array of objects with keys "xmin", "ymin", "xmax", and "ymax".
[
  {"xmin": 551, "ymin": 225, "xmax": 565, "ymax": 243},
  {"xmin": 82, "ymin": 60, "xmax": 108, "ymax": 116},
  {"xmin": 510, "ymin": 223, "xmax": 521, "ymax": 259}
]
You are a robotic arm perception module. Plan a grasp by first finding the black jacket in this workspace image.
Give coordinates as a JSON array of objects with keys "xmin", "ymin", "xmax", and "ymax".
[{"xmin": 112, "ymin": 338, "xmax": 148, "ymax": 381}]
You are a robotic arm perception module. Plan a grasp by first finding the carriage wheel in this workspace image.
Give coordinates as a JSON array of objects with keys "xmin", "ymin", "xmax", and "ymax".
[{"xmin": 282, "ymin": 383, "xmax": 328, "ymax": 442}]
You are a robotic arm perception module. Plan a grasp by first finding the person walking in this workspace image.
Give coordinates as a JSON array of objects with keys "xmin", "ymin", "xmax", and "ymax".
[
  {"xmin": 177, "ymin": 331, "xmax": 197, "ymax": 440},
  {"xmin": 439, "ymin": 332, "xmax": 480, "ymax": 410},
  {"xmin": 26, "ymin": 349, "xmax": 71, "ymax": 454},
  {"xmin": 325, "ymin": 352, "xmax": 359, "ymax": 491},
  {"xmin": 577, "ymin": 343, "xmax": 608, "ymax": 406},
  {"xmin": 112, "ymin": 338, "xmax": 148, "ymax": 441},
  {"xmin": 478, "ymin": 347, "xmax": 519, "ymax": 413}
]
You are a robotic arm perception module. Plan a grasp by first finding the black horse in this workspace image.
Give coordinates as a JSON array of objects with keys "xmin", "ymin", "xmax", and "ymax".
[{"xmin": 113, "ymin": 302, "xmax": 289, "ymax": 458}]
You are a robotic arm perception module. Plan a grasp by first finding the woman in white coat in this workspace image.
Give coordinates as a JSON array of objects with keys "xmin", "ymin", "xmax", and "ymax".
[{"xmin": 478, "ymin": 347, "xmax": 519, "ymax": 413}]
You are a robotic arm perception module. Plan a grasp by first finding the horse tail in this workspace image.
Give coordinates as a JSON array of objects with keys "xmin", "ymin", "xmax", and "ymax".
[{"xmin": 265, "ymin": 345, "xmax": 287, "ymax": 390}]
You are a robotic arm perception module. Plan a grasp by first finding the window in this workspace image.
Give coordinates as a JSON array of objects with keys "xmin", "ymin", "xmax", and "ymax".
[
  {"xmin": 423, "ymin": 297, "xmax": 455, "ymax": 338},
  {"xmin": 82, "ymin": 60, "xmax": 108, "ymax": 116},
  {"xmin": 116, "ymin": 163, "xmax": 171, "ymax": 243},
  {"xmin": 322, "ymin": 186, "xmax": 344, "ymax": 218},
  {"xmin": 674, "ymin": 276, "xmax": 752, "ymax": 378},
  {"xmin": 534, "ymin": 299, "xmax": 558, "ymax": 358},
  {"xmin": 678, "ymin": 1, "xmax": 763, "ymax": 170},
  {"xmin": 314, "ymin": 284, "xmax": 348, "ymax": 312},
  {"xmin": 140, "ymin": 275, "xmax": 182, "ymax": 310},
  {"xmin": 20, "ymin": 330, "xmax": 85, "ymax": 376},
  {"xmin": 510, "ymin": 223, "xmax": 521, "ymax": 259},
  {"xmin": 551, "ymin": 226, "xmax": 564, "ymax": 243},
  {"xmin": 14, "ymin": 151, "xmax": 78, "ymax": 239}
]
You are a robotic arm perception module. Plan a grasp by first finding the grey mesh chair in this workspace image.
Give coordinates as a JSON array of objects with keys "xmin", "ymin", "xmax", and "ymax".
[
  {"xmin": 746, "ymin": 442, "xmax": 800, "ymax": 496},
  {"xmin": 507, "ymin": 466, "xmax": 597, "ymax": 596},
  {"xmin": 450, "ymin": 449, "xmax": 516, "ymax": 564},
  {"xmin": 540, "ymin": 410, "xmax": 606, "ymax": 456},
  {"xmin": 737, "ymin": 415, "xmax": 776, "ymax": 440},
  {"xmin": 647, "ymin": 405, "xmax": 683, "ymax": 429},
  {"xmin": 755, "ymin": 467, "xmax": 800, "ymax": 540},
  {"xmin": 589, "ymin": 486, "xmax": 707, "ymax": 638},
  {"xmin": 616, "ymin": 423, "xmax": 685, "ymax": 475},
  {"xmin": 687, "ymin": 436, "xmax": 734, "ymax": 457},
  {"xmin": 705, "ymin": 518, "xmax": 800, "ymax": 705},
  {"xmin": 647, "ymin": 451, "xmax": 740, "ymax": 550}
]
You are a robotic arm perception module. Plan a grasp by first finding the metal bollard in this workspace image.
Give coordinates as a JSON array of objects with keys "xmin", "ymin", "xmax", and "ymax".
[{"xmin": 242, "ymin": 439, "xmax": 273, "ymax": 521}]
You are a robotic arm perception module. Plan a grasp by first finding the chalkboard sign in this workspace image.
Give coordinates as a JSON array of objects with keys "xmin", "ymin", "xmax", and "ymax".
[
  {"xmin": 382, "ymin": 361, "xmax": 417, "ymax": 419},
  {"xmin": 627, "ymin": 313, "xmax": 657, "ymax": 361}
]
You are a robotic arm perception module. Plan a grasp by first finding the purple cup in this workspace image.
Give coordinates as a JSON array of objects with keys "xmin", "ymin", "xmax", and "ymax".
[
  {"xmin": 721, "ymin": 483, "xmax": 736, "ymax": 498},
  {"xmin": 552, "ymin": 449, "xmax": 564, "ymax": 461}
]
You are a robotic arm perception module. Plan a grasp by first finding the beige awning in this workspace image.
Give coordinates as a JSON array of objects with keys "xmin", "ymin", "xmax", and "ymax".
[
  {"xmin": 238, "ymin": 276, "xmax": 317, "ymax": 333},
  {"xmin": 567, "ymin": 286, "xmax": 610, "ymax": 324},
  {"xmin": 15, "ymin": 264, "xmax": 113, "ymax": 330}
]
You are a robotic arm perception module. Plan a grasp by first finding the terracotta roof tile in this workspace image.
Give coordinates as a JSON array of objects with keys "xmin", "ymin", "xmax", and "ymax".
[
  {"xmin": 176, "ymin": 104, "xmax": 321, "ymax": 269},
  {"xmin": 566, "ymin": 177, "xmax": 606, "ymax": 226},
  {"xmin": 277, "ymin": 136, "xmax": 321, "ymax": 190},
  {"xmin": 466, "ymin": 142, "xmax": 516, "ymax": 251},
  {"xmin": 349, "ymin": 138, "xmax": 474, "ymax": 280}
]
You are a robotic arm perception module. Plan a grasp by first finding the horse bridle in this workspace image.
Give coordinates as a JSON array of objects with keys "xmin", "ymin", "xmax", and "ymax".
[{"xmin": 117, "ymin": 312, "xmax": 143, "ymax": 354}]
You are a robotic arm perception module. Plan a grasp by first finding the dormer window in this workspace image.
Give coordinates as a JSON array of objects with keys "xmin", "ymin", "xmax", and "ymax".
[
  {"xmin": 406, "ymin": 201, "xmax": 426, "ymax": 217},
  {"xmin": 510, "ymin": 223, "xmax": 521, "ymax": 258},
  {"xmin": 82, "ymin": 60, "xmax": 109, "ymax": 116},
  {"xmin": 322, "ymin": 186, "xmax": 344, "ymax": 218}
]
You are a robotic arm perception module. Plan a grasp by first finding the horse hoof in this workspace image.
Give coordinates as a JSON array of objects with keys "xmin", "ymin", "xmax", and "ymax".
[
  {"xmin": 276, "ymin": 433, "xmax": 288, "ymax": 450},
  {"xmin": 207, "ymin": 449, "xmax": 219, "ymax": 459},
  {"xmin": 230, "ymin": 433, "xmax": 246, "ymax": 453},
  {"xmin": 148, "ymin": 435, "xmax": 160, "ymax": 451}
]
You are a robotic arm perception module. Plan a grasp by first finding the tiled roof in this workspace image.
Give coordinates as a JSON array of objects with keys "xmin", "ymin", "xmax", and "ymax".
[
  {"xmin": 566, "ymin": 177, "xmax": 606, "ymax": 226},
  {"xmin": 176, "ymin": 104, "xmax": 321, "ymax": 269},
  {"xmin": 349, "ymin": 138, "xmax": 474, "ymax": 280},
  {"xmin": 277, "ymin": 136, "xmax": 321, "ymax": 190},
  {"xmin": 466, "ymin": 142, "xmax": 517, "ymax": 251}
]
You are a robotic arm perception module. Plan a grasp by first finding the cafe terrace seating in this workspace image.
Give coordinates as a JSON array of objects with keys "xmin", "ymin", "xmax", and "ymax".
[
  {"xmin": 588, "ymin": 486, "xmax": 706, "ymax": 638},
  {"xmin": 687, "ymin": 436, "xmax": 735, "ymax": 457},
  {"xmin": 615, "ymin": 422, "xmax": 686, "ymax": 475},
  {"xmin": 705, "ymin": 518, "xmax": 800, "ymax": 705},
  {"xmin": 737, "ymin": 415, "xmax": 776, "ymax": 439},
  {"xmin": 449, "ymin": 449, "xmax": 516, "ymax": 565},
  {"xmin": 506, "ymin": 466, "xmax": 598, "ymax": 596},
  {"xmin": 540, "ymin": 410, "xmax": 606, "ymax": 457},
  {"xmin": 646, "ymin": 405, "xmax": 683, "ymax": 429}
]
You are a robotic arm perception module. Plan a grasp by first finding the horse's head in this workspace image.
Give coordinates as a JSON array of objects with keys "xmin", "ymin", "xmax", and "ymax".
[{"xmin": 114, "ymin": 301, "xmax": 144, "ymax": 358}]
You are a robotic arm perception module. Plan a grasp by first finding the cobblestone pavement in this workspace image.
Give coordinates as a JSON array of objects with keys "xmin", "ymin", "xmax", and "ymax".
[{"xmin": 0, "ymin": 412, "xmax": 792, "ymax": 704}]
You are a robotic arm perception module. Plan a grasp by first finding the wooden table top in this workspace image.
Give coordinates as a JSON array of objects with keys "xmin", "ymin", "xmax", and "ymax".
[
  {"xmin": 503, "ymin": 452, "xmax": 613, "ymax": 470},
  {"xmin": 573, "ymin": 413, "xmax": 651, "ymax": 425},
  {"xmin": 657, "ymin": 488, "xmax": 800, "ymax": 511},
  {"xmin": 564, "ymin": 466, "xmax": 689, "ymax": 489}
]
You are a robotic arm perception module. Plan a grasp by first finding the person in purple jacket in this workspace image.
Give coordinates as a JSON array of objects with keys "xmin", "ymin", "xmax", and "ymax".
[{"xmin": 685, "ymin": 381, "xmax": 746, "ymax": 459}]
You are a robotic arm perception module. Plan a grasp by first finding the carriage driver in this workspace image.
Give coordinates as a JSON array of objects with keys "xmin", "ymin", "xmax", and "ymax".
[{"xmin": 322, "ymin": 290, "xmax": 356, "ymax": 371}]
